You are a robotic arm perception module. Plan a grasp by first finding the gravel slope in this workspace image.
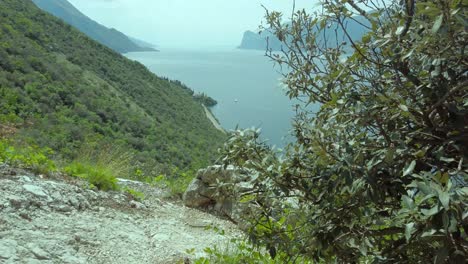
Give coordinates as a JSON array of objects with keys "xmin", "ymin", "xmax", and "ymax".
[{"xmin": 0, "ymin": 164, "xmax": 240, "ymax": 264}]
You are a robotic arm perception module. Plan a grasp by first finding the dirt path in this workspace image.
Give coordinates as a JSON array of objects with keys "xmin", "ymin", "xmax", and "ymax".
[{"xmin": 0, "ymin": 165, "xmax": 240, "ymax": 263}]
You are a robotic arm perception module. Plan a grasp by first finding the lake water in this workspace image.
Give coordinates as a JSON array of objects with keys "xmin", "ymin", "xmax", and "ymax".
[{"xmin": 126, "ymin": 48, "xmax": 297, "ymax": 148}]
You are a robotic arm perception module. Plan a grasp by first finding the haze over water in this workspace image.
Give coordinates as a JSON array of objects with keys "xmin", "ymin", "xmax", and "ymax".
[{"xmin": 126, "ymin": 48, "xmax": 296, "ymax": 147}]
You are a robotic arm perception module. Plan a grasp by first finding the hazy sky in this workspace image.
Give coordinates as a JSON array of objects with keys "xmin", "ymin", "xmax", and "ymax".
[{"xmin": 67, "ymin": 0, "xmax": 315, "ymax": 48}]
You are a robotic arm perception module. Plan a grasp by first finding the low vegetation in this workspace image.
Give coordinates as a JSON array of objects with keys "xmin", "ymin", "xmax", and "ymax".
[
  {"xmin": 64, "ymin": 161, "xmax": 119, "ymax": 191},
  {"xmin": 194, "ymin": 93, "xmax": 218, "ymax": 107},
  {"xmin": 0, "ymin": 138, "xmax": 56, "ymax": 175},
  {"xmin": 143, "ymin": 169, "xmax": 196, "ymax": 198},
  {"xmin": 122, "ymin": 186, "xmax": 146, "ymax": 201}
]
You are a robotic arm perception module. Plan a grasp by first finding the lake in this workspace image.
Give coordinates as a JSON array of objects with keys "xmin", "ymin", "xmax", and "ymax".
[{"xmin": 126, "ymin": 48, "xmax": 297, "ymax": 148}]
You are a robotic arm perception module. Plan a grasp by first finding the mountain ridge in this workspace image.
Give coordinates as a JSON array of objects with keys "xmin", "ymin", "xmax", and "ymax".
[
  {"xmin": 238, "ymin": 16, "xmax": 369, "ymax": 51},
  {"xmin": 31, "ymin": 0, "xmax": 158, "ymax": 53}
]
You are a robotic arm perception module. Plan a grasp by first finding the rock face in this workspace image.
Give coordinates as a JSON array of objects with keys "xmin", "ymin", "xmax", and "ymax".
[
  {"xmin": 183, "ymin": 165, "xmax": 255, "ymax": 226},
  {"xmin": 238, "ymin": 16, "xmax": 370, "ymax": 51},
  {"xmin": 0, "ymin": 164, "xmax": 240, "ymax": 263},
  {"xmin": 238, "ymin": 30, "xmax": 283, "ymax": 51}
]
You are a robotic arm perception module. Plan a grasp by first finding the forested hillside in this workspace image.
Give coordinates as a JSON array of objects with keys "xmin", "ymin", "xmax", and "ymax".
[
  {"xmin": 32, "ymin": 0, "xmax": 157, "ymax": 53},
  {"xmin": 0, "ymin": 0, "xmax": 225, "ymax": 171}
]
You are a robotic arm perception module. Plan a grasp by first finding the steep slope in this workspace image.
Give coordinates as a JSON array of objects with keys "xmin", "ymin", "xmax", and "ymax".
[
  {"xmin": 238, "ymin": 16, "xmax": 369, "ymax": 51},
  {"xmin": 31, "ymin": 0, "xmax": 157, "ymax": 53},
  {"xmin": 238, "ymin": 30, "xmax": 283, "ymax": 51},
  {"xmin": 0, "ymin": 0, "xmax": 225, "ymax": 170}
]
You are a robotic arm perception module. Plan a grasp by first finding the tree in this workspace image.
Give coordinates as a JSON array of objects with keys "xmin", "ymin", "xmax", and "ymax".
[{"xmin": 219, "ymin": 0, "xmax": 467, "ymax": 262}]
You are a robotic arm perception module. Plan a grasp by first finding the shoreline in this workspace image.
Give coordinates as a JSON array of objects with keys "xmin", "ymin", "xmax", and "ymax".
[{"xmin": 202, "ymin": 105, "xmax": 226, "ymax": 134}]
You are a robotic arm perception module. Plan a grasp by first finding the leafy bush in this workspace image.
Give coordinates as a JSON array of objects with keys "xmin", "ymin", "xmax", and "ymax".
[
  {"xmin": 166, "ymin": 171, "xmax": 196, "ymax": 198},
  {"xmin": 64, "ymin": 162, "xmax": 118, "ymax": 191},
  {"xmin": 148, "ymin": 169, "xmax": 196, "ymax": 198},
  {"xmin": 192, "ymin": 233, "xmax": 312, "ymax": 264},
  {"xmin": 122, "ymin": 186, "xmax": 145, "ymax": 201},
  {"xmin": 217, "ymin": 0, "xmax": 467, "ymax": 262},
  {"xmin": 0, "ymin": 139, "xmax": 56, "ymax": 174},
  {"xmin": 194, "ymin": 241, "xmax": 296, "ymax": 264},
  {"xmin": 62, "ymin": 144, "xmax": 133, "ymax": 191}
]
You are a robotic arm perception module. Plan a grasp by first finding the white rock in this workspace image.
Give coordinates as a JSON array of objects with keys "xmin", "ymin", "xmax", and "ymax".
[
  {"xmin": 29, "ymin": 245, "xmax": 50, "ymax": 260},
  {"xmin": 54, "ymin": 205, "xmax": 74, "ymax": 213},
  {"xmin": 8, "ymin": 195, "xmax": 23, "ymax": 208},
  {"xmin": 68, "ymin": 197, "xmax": 79, "ymax": 207},
  {"xmin": 19, "ymin": 176, "xmax": 33, "ymax": 182},
  {"xmin": 23, "ymin": 185, "xmax": 48, "ymax": 198},
  {"xmin": 50, "ymin": 191, "xmax": 63, "ymax": 202},
  {"xmin": 129, "ymin": 200, "xmax": 146, "ymax": 209},
  {"xmin": 23, "ymin": 258, "xmax": 46, "ymax": 264},
  {"xmin": 0, "ymin": 239, "xmax": 17, "ymax": 259},
  {"xmin": 60, "ymin": 252, "xmax": 86, "ymax": 264}
]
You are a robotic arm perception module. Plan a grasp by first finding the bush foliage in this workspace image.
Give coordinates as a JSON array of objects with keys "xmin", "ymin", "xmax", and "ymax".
[
  {"xmin": 0, "ymin": 139, "xmax": 57, "ymax": 175},
  {"xmin": 64, "ymin": 161, "xmax": 119, "ymax": 191},
  {"xmin": 219, "ymin": 0, "xmax": 467, "ymax": 262}
]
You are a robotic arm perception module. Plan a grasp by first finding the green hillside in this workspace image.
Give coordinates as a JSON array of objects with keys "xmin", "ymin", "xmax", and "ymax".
[
  {"xmin": 0, "ymin": 0, "xmax": 225, "ymax": 171},
  {"xmin": 31, "ymin": 0, "xmax": 157, "ymax": 53}
]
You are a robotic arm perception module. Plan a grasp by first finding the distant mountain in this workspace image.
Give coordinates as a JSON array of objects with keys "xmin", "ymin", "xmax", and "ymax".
[
  {"xmin": 0, "ymin": 0, "xmax": 225, "ymax": 169},
  {"xmin": 238, "ymin": 16, "xmax": 369, "ymax": 51},
  {"xmin": 31, "ymin": 0, "xmax": 158, "ymax": 53},
  {"xmin": 129, "ymin": 36, "xmax": 158, "ymax": 49},
  {"xmin": 239, "ymin": 30, "xmax": 283, "ymax": 51}
]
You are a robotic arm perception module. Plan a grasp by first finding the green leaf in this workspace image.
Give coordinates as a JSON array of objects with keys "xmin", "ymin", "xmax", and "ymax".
[
  {"xmin": 458, "ymin": 187, "xmax": 468, "ymax": 196},
  {"xmin": 417, "ymin": 182, "xmax": 434, "ymax": 195},
  {"xmin": 399, "ymin": 104, "xmax": 409, "ymax": 112},
  {"xmin": 439, "ymin": 157, "xmax": 455, "ymax": 163},
  {"xmin": 385, "ymin": 147, "xmax": 396, "ymax": 163},
  {"xmin": 438, "ymin": 191, "xmax": 450, "ymax": 210},
  {"xmin": 405, "ymin": 222, "xmax": 415, "ymax": 242},
  {"xmin": 414, "ymin": 149, "xmax": 426, "ymax": 158},
  {"xmin": 434, "ymin": 172, "xmax": 449, "ymax": 185},
  {"xmin": 432, "ymin": 15, "xmax": 443, "ymax": 33},
  {"xmin": 402, "ymin": 49, "xmax": 414, "ymax": 60},
  {"xmin": 421, "ymin": 205, "xmax": 440, "ymax": 216},
  {"xmin": 395, "ymin": 25, "xmax": 405, "ymax": 35},
  {"xmin": 359, "ymin": 240, "xmax": 368, "ymax": 256},
  {"xmin": 402, "ymin": 195, "xmax": 414, "ymax": 209},
  {"xmin": 462, "ymin": 210, "xmax": 468, "ymax": 220},
  {"xmin": 362, "ymin": 34, "xmax": 371, "ymax": 43},
  {"xmin": 403, "ymin": 160, "xmax": 416, "ymax": 176},
  {"xmin": 239, "ymin": 194, "xmax": 255, "ymax": 203},
  {"xmin": 421, "ymin": 229, "xmax": 436, "ymax": 237}
]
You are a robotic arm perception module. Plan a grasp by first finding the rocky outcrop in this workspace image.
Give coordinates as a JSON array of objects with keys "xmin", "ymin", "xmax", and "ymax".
[
  {"xmin": 183, "ymin": 165, "xmax": 257, "ymax": 227},
  {"xmin": 0, "ymin": 164, "xmax": 240, "ymax": 263},
  {"xmin": 238, "ymin": 16, "xmax": 370, "ymax": 51},
  {"xmin": 238, "ymin": 30, "xmax": 283, "ymax": 51}
]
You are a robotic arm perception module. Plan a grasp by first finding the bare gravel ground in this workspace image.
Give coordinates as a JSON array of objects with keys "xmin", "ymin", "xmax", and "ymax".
[{"xmin": 0, "ymin": 164, "xmax": 241, "ymax": 264}]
